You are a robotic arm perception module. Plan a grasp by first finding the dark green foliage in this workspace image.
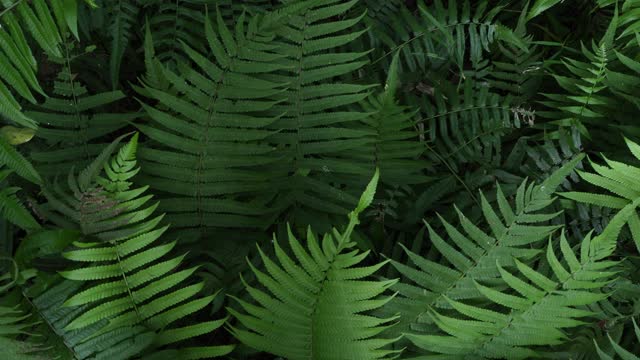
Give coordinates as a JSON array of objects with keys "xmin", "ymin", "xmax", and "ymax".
[
  {"xmin": 137, "ymin": 7, "xmax": 288, "ymax": 236},
  {"xmin": 1, "ymin": 0, "xmax": 640, "ymax": 359},
  {"xmin": 26, "ymin": 46, "xmax": 136, "ymax": 177}
]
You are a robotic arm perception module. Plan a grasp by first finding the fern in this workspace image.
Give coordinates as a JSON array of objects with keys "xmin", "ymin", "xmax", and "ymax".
[
  {"xmin": 538, "ymin": 10, "xmax": 619, "ymax": 139},
  {"xmin": 137, "ymin": 7, "xmax": 289, "ymax": 235},
  {"xmin": 506, "ymin": 128, "xmax": 583, "ymax": 190},
  {"xmin": 353, "ymin": 52, "xmax": 427, "ymax": 187},
  {"xmin": 105, "ymin": 0, "xmax": 140, "ymax": 88},
  {"xmin": 420, "ymin": 79, "xmax": 516, "ymax": 170},
  {"xmin": 407, "ymin": 195, "xmax": 637, "ymax": 358},
  {"xmin": 608, "ymin": 47, "xmax": 640, "ymax": 119},
  {"xmin": 0, "ymin": 259, "xmax": 77, "ymax": 359},
  {"xmin": 0, "ymin": 0, "xmax": 71, "ymax": 127},
  {"xmin": 385, "ymin": 155, "xmax": 583, "ymax": 339},
  {"xmin": 598, "ymin": 0, "xmax": 640, "ymax": 46},
  {"xmin": 142, "ymin": 0, "xmax": 213, "ymax": 65},
  {"xmin": 230, "ymin": 169, "xmax": 402, "ymax": 359},
  {"xmin": 596, "ymin": 318, "xmax": 640, "ymax": 360},
  {"xmin": 0, "ymin": 134, "xmax": 40, "ymax": 185},
  {"xmin": 0, "ymin": 274, "xmax": 45, "ymax": 359},
  {"xmin": 487, "ymin": 10, "xmax": 543, "ymax": 103},
  {"xmin": 0, "ymin": 134, "xmax": 40, "ymax": 231},
  {"xmin": 40, "ymin": 133, "xmax": 233, "ymax": 358},
  {"xmin": 368, "ymin": 0, "xmax": 501, "ymax": 77},
  {"xmin": 0, "ymin": 168, "xmax": 39, "ymax": 231},
  {"xmin": 406, "ymin": 222, "xmax": 627, "ymax": 359},
  {"xmin": 30, "ymin": 276, "xmax": 154, "ymax": 360},
  {"xmin": 562, "ymin": 138, "xmax": 640, "ymax": 252},
  {"xmin": 1, "ymin": 1, "xmax": 639, "ymax": 359},
  {"xmin": 26, "ymin": 44, "xmax": 135, "ymax": 177},
  {"xmin": 601, "ymin": 1, "xmax": 640, "ymax": 130},
  {"xmin": 1, "ymin": 263, "xmax": 34, "ymax": 339},
  {"xmin": 263, "ymin": 0, "xmax": 376, "ymax": 229}
]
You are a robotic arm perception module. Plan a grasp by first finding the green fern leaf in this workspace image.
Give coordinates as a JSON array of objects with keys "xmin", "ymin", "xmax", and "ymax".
[
  {"xmin": 107, "ymin": 0, "xmax": 140, "ymax": 88},
  {"xmin": 407, "ymin": 206, "xmax": 631, "ymax": 359},
  {"xmin": 39, "ymin": 133, "xmax": 232, "ymax": 358},
  {"xmin": 263, "ymin": 0, "xmax": 380, "ymax": 228},
  {"xmin": 596, "ymin": 318, "xmax": 640, "ymax": 360},
  {"xmin": 137, "ymin": 7, "xmax": 289, "ymax": 234},
  {"xmin": 230, "ymin": 170, "xmax": 401, "ymax": 359},
  {"xmin": 561, "ymin": 138, "xmax": 640, "ymax": 252},
  {"xmin": 385, "ymin": 155, "xmax": 583, "ymax": 338},
  {"xmin": 26, "ymin": 49, "xmax": 135, "ymax": 178},
  {"xmin": 0, "ymin": 135, "xmax": 41, "ymax": 184},
  {"xmin": 0, "ymin": 0, "xmax": 73, "ymax": 127}
]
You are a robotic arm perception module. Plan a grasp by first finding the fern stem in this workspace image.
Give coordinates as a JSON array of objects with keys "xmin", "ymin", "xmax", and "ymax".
[
  {"xmin": 113, "ymin": 241, "xmax": 142, "ymax": 322},
  {"xmin": 62, "ymin": 41, "xmax": 91, "ymax": 163},
  {"xmin": 370, "ymin": 21, "xmax": 489, "ymax": 67},
  {"xmin": 168, "ymin": 0, "xmax": 181, "ymax": 63},
  {"xmin": 441, "ymin": 125, "xmax": 511, "ymax": 160},
  {"xmin": 419, "ymin": 105, "xmax": 511, "ymax": 122},
  {"xmin": 0, "ymin": 0, "xmax": 23, "ymax": 19},
  {"xmin": 421, "ymin": 140, "xmax": 479, "ymax": 206}
]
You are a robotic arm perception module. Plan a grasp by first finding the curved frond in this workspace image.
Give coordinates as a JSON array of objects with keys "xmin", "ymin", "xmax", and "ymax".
[
  {"xmin": 0, "ymin": 0, "xmax": 70, "ymax": 127},
  {"xmin": 385, "ymin": 155, "xmax": 583, "ymax": 337},
  {"xmin": 407, "ymin": 202, "xmax": 636, "ymax": 359},
  {"xmin": 561, "ymin": 138, "xmax": 640, "ymax": 252}
]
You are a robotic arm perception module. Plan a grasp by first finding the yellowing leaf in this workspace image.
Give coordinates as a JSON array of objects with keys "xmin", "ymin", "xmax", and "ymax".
[{"xmin": 0, "ymin": 126, "xmax": 36, "ymax": 145}]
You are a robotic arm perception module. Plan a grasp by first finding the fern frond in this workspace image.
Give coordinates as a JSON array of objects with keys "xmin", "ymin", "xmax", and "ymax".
[
  {"xmin": 421, "ymin": 79, "xmax": 516, "ymax": 169},
  {"xmin": 264, "ymin": 0, "xmax": 378, "ymax": 227},
  {"xmin": 538, "ymin": 11, "xmax": 619, "ymax": 138},
  {"xmin": 368, "ymin": 0, "xmax": 499, "ymax": 76},
  {"xmin": 0, "ymin": 135, "xmax": 40, "ymax": 184},
  {"xmin": 40, "ymin": 133, "xmax": 232, "ymax": 358},
  {"xmin": 26, "ymin": 45, "xmax": 135, "ymax": 178},
  {"xmin": 488, "ymin": 10, "xmax": 543, "ymax": 103},
  {"xmin": 407, "ymin": 200, "xmax": 637, "ymax": 359},
  {"xmin": 0, "ymin": 260, "xmax": 76, "ymax": 359},
  {"xmin": 596, "ymin": 318, "xmax": 640, "ymax": 360},
  {"xmin": 106, "ymin": 0, "xmax": 140, "ymax": 88},
  {"xmin": 385, "ymin": 155, "xmax": 583, "ymax": 338},
  {"xmin": 230, "ymin": 169, "xmax": 402, "ymax": 359},
  {"xmin": 29, "ymin": 276, "xmax": 154, "ymax": 360},
  {"xmin": 0, "ymin": 182, "xmax": 39, "ymax": 231},
  {"xmin": 506, "ymin": 128, "xmax": 584, "ymax": 190},
  {"xmin": 353, "ymin": 52, "xmax": 427, "ymax": 187},
  {"xmin": 598, "ymin": 0, "xmax": 640, "ymax": 46},
  {"xmin": 143, "ymin": 0, "xmax": 213, "ymax": 65},
  {"xmin": 0, "ymin": 133, "xmax": 40, "ymax": 230},
  {"xmin": 0, "ymin": 0, "xmax": 71, "ymax": 127},
  {"xmin": 137, "ymin": 8, "xmax": 288, "ymax": 234},
  {"xmin": 562, "ymin": 138, "xmax": 640, "ymax": 251}
]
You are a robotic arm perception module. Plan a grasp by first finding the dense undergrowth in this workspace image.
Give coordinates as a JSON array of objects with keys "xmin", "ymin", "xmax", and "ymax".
[{"xmin": 1, "ymin": 0, "xmax": 640, "ymax": 359}]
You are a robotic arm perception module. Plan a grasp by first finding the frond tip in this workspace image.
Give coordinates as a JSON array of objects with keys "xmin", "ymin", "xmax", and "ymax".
[{"xmin": 230, "ymin": 169, "xmax": 402, "ymax": 359}]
